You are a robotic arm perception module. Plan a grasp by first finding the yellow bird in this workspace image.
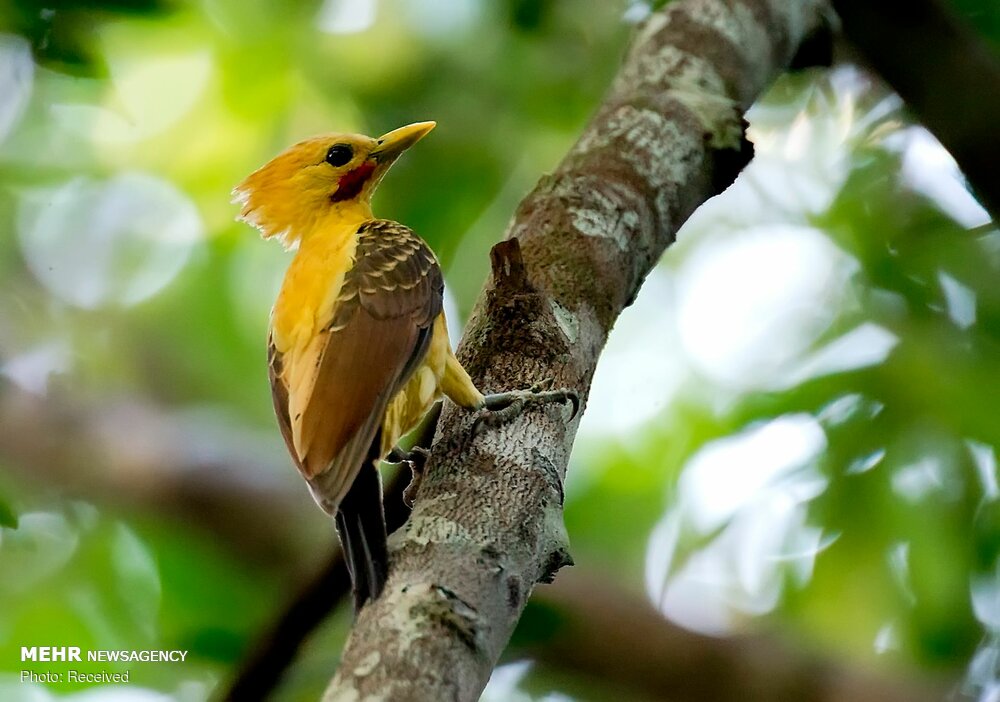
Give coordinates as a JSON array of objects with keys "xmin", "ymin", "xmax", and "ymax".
[{"xmin": 234, "ymin": 122, "xmax": 574, "ymax": 609}]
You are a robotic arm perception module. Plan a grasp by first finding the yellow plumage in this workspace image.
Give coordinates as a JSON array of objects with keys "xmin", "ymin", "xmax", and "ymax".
[
  {"xmin": 271, "ymin": 221, "xmax": 360, "ymax": 460},
  {"xmin": 233, "ymin": 122, "xmax": 484, "ymax": 608},
  {"xmin": 235, "ymin": 123, "xmax": 484, "ymax": 497}
]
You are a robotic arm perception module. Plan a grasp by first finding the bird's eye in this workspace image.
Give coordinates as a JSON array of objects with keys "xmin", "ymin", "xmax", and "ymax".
[{"xmin": 325, "ymin": 144, "xmax": 353, "ymax": 167}]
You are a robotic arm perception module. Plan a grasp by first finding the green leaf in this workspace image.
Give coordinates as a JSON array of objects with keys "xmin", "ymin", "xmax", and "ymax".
[{"xmin": 0, "ymin": 494, "xmax": 17, "ymax": 529}]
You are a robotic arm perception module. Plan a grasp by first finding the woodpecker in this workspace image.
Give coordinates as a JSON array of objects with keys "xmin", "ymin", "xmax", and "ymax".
[{"xmin": 234, "ymin": 122, "xmax": 575, "ymax": 610}]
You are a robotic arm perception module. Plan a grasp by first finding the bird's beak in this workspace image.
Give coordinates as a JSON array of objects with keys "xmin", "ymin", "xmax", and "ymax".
[{"xmin": 370, "ymin": 121, "xmax": 436, "ymax": 164}]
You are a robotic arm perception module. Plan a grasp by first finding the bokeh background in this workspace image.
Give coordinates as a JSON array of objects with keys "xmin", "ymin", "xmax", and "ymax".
[{"xmin": 0, "ymin": 0, "xmax": 998, "ymax": 700}]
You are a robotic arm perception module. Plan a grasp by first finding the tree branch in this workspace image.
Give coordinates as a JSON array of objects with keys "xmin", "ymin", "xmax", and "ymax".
[
  {"xmin": 530, "ymin": 570, "xmax": 946, "ymax": 702},
  {"xmin": 832, "ymin": 0, "xmax": 1000, "ymax": 218},
  {"xmin": 323, "ymin": 0, "xmax": 828, "ymax": 700}
]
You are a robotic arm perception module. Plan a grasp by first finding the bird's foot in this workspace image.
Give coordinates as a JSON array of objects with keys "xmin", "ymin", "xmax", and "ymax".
[
  {"xmin": 387, "ymin": 445, "xmax": 431, "ymax": 508},
  {"xmin": 472, "ymin": 379, "xmax": 579, "ymax": 436}
]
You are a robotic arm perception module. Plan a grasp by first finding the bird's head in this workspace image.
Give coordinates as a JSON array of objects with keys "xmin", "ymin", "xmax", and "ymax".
[{"xmin": 233, "ymin": 121, "xmax": 435, "ymax": 248}]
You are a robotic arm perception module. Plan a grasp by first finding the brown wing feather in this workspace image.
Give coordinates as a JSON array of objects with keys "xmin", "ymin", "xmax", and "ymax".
[
  {"xmin": 268, "ymin": 334, "xmax": 298, "ymax": 471},
  {"xmin": 271, "ymin": 219, "xmax": 443, "ymax": 511}
]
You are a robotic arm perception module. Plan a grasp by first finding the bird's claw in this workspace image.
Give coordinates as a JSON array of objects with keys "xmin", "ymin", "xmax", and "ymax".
[
  {"xmin": 471, "ymin": 379, "xmax": 579, "ymax": 436},
  {"xmin": 387, "ymin": 446, "xmax": 431, "ymax": 508}
]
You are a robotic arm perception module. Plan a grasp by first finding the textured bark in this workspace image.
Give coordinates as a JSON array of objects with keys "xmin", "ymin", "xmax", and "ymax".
[{"xmin": 323, "ymin": 1, "xmax": 828, "ymax": 700}]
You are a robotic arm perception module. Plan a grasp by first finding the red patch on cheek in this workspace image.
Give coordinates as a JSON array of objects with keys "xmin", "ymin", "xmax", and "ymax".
[{"xmin": 331, "ymin": 161, "xmax": 376, "ymax": 202}]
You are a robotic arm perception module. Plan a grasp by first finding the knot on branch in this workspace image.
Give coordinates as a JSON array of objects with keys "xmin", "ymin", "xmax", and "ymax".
[
  {"xmin": 489, "ymin": 238, "xmax": 533, "ymax": 293},
  {"xmin": 536, "ymin": 496, "xmax": 574, "ymax": 586},
  {"xmin": 539, "ymin": 546, "xmax": 574, "ymax": 585},
  {"xmin": 460, "ymin": 237, "xmax": 574, "ymax": 379}
]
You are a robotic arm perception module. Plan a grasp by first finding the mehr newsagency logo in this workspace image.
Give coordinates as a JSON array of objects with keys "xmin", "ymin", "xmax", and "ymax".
[{"xmin": 21, "ymin": 646, "xmax": 188, "ymax": 663}]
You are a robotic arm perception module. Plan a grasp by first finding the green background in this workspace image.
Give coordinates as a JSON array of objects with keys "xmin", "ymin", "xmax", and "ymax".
[{"xmin": 0, "ymin": 0, "xmax": 998, "ymax": 700}]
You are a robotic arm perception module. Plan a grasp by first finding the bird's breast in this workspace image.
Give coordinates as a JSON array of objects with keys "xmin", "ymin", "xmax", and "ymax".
[{"xmin": 270, "ymin": 224, "xmax": 361, "ymax": 355}]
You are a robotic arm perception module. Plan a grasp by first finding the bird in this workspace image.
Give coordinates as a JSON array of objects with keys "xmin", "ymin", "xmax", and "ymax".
[{"xmin": 233, "ymin": 122, "xmax": 576, "ymax": 610}]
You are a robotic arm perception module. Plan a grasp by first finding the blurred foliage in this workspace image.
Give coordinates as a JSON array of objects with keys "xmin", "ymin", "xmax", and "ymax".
[
  {"xmin": 950, "ymin": 0, "xmax": 1000, "ymax": 50},
  {"xmin": 0, "ymin": 1, "xmax": 999, "ymax": 701}
]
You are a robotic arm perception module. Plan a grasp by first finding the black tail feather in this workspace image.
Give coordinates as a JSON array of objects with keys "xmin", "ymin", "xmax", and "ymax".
[{"xmin": 335, "ymin": 438, "xmax": 388, "ymax": 612}]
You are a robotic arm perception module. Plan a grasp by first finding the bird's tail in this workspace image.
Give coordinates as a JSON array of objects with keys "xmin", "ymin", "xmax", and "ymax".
[{"xmin": 335, "ymin": 437, "xmax": 388, "ymax": 613}]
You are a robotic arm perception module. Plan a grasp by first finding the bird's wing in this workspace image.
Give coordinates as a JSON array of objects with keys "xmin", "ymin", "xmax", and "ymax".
[{"xmin": 268, "ymin": 220, "xmax": 443, "ymax": 509}]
